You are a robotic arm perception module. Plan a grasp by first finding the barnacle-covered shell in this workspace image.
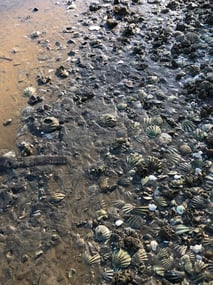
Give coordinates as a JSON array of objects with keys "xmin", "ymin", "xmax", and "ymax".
[
  {"xmin": 146, "ymin": 156, "xmax": 162, "ymax": 172},
  {"xmin": 145, "ymin": 125, "xmax": 161, "ymax": 138},
  {"xmin": 95, "ymin": 225, "xmax": 111, "ymax": 242},
  {"xmin": 23, "ymin": 86, "xmax": 36, "ymax": 97},
  {"xmin": 40, "ymin": 116, "xmax": 60, "ymax": 133},
  {"xmin": 99, "ymin": 114, "xmax": 117, "ymax": 128},
  {"xmin": 83, "ymin": 252, "xmax": 101, "ymax": 265},
  {"xmin": 112, "ymin": 249, "xmax": 131, "ymax": 270},
  {"xmin": 127, "ymin": 153, "xmax": 143, "ymax": 167},
  {"xmin": 181, "ymin": 119, "xmax": 196, "ymax": 132}
]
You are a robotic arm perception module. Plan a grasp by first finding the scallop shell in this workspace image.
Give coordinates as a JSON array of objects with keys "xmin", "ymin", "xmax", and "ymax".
[
  {"xmin": 130, "ymin": 206, "xmax": 149, "ymax": 216},
  {"xmin": 95, "ymin": 225, "xmax": 111, "ymax": 242},
  {"xmin": 23, "ymin": 86, "xmax": 36, "ymax": 97},
  {"xmin": 173, "ymin": 224, "xmax": 192, "ymax": 235},
  {"xmin": 131, "ymin": 248, "xmax": 148, "ymax": 265},
  {"xmin": 102, "ymin": 269, "xmax": 114, "ymax": 282},
  {"xmin": 143, "ymin": 117, "xmax": 153, "ymax": 126},
  {"xmin": 152, "ymin": 115, "xmax": 164, "ymax": 126},
  {"xmin": 161, "ymin": 256, "xmax": 174, "ymax": 270},
  {"xmin": 122, "ymin": 203, "xmax": 135, "ymax": 214},
  {"xmin": 164, "ymin": 270, "xmax": 185, "ymax": 283},
  {"xmin": 181, "ymin": 119, "xmax": 196, "ymax": 132},
  {"xmin": 153, "ymin": 266, "xmax": 165, "ymax": 276},
  {"xmin": 125, "ymin": 215, "xmax": 144, "ymax": 229},
  {"xmin": 112, "ymin": 249, "xmax": 131, "ymax": 270},
  {"xmin": 194, "ymin": 260, "xmax": 208, "ymax": 273},
  {"xmin": 191, "ymin": 196, "xmax": 206, "ymax": 209},
  {"xmin": 82, "ymin": 252, "xmax": 101, "ymax": 265},
  {"xmin": 145, "ymin": 125, "xmax": 161, "ymax": 138},
  {"xmin": 146, "ymin": 156, "xmax": 162, "ymax": 172},
  {"xmin": 127, "ymin": 153, "xmax": 144, "ymax": 167},
  {"xmin": 154, "ymin": 196, "xmax": 169, "ymax": 207},
  {"xmin": 193, "ymin": 128, "xmax": 208, "ymax": 140}
]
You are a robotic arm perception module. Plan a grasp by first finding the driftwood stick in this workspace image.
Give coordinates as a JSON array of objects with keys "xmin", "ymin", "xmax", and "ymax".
[{"xmin": 0, "ymin": 155, "xmax": 68, "ymax": 172}]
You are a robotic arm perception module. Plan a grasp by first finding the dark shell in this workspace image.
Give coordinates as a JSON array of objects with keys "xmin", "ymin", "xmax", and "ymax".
[{"xmin": 164, "ymin": 270, "xmax": 185, "ymax": 283}]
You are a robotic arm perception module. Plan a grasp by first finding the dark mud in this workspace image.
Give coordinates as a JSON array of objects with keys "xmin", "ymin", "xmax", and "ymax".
[{"xmin": 0, "ymin": 0, "xmax": 213, "ymax": 284}]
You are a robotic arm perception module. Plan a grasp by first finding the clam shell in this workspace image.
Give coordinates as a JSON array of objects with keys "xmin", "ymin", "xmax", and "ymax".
[
  {"xmin": 83, "ymin": 252, "xmax": 101, "ymax": 265},
  {"xmin": 95, "ymin": 225, "xmax": 111, "ymax": 242},
  {"xmin": 112, "ymin": 249, "xmax": 131, "ymax": 270}
]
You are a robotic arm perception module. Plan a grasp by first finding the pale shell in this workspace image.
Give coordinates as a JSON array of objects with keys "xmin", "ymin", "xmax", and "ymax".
[
  {"xmin": 23, "ymin": 87, "xmax": 36, "ymax": 97},
  {"xmin": 83, "ymin": 252, "xmax": 101, "ymax": 265},
  {"xmin": 112, "ymin": 248, "xmax": 131, "ymax": 270},
  {"xmin": 95, "ymin": 225, "xmax": 111, "ymax": 242}
]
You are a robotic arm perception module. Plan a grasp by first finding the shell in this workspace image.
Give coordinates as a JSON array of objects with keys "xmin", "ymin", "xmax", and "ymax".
[
  {"xmin": 23, "ymin": 87, "xmax": 36, "ymax": 97},
  {"xmin": 40, "ymin": 116, "xmax": 60, "ymax": 133},
  {"xmin": 161, "ymin": 256, "xmax": 174, "ymax": 270},
  {"xmin": 193, "ymin": 128, "xmax": 208, "ymax": 140},
  {"xmin": 173, "ymin": 224, "xmax": 192, "ymax": 235},
  {"xmin": 130, "ymin": 206, "xmax": 149, "ymax": 216},
  {"xmin": 146, "ymin": 156, "xmax": 162, "ymax": 172},
  {"xmin": 82, "ymin": 252, "xmax": 101, "ymax": 265},
  {"xmin": 125, "ymin": 215, "xmax": 144, "ymax": 229},
  {"xmin": 181, "ymin": 255, "xmax": 193, "ymax": 274},
  {"xmin": 112, "ymin": 249, "xmax": 131, "ymax": 270},
  {"xmin": 49, "ymin": 193, "xmax": 65, "ymax": 203},
  {"xmin": 131, "ymin": 248, "xmax": 148, "ymax": 265},
  {"xmin": 95, "ymin": 225, "xmax": 111, "ymax": 242},
  {"xmin": 145, "ymin": 125, "xmax": 161, "ymax": 138},
  {"xmin": 154, "ymin": 196, "xmax": 169, "ymax": 207},
  {"xmin": 164, "ymin": 270, "xmax": 185, "ymax": 283},
  {"xmin": 127, "ymin": 153, "xmax": 144, "ymax": 167},
  {"xmin": 191, "ymin": 196, "xmax": 206, "ymax": 209},
  {"xmin": 122, "ymin": 203, "xmax": 135, "ymax": 214},
  {"xmin": 194, "ymin": 260, "xmax": 208, "ymax": 273},
  {"xmin": 153, "ymin": 266, "xmax": 165, "ymax": 276},
  {"xmin": 99, "ymin": 114, "xmax": 117, "ymax": 128},
  {"xmin": 181, "ymin": 119, "xmax": 196, "ymax": 132},
  {"xmin": 102, "ymin": 269, "xmax": 114, "ymax": 282}
]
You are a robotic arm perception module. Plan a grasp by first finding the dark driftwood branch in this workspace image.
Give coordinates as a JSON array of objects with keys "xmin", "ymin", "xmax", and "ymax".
[{"xmin": 0, "ymin": 155, "xmax": 67, "ymax": 172}]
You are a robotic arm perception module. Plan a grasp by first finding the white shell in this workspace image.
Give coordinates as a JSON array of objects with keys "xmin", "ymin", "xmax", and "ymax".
[
  {"xmin": 115, "ymin": 220, "xmax": 123, "ymax": 227},
  {"xmin": 148, "ymin": 203, "xmax": 157, "ymax": 211},
  {"xmin": 150, "ymin": 240, "xmax": 158, "ymax": 251}
]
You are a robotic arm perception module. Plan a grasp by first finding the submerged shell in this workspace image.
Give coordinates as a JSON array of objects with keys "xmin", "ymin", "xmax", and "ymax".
[
  {"xmin": 83, "ymin": 252, "xmax": 101, "ymax": 265},
  {"xmin": 145, "ymin": 125, "xmax": 161, "ymax": 138},
  {"xmin": 95, "ymin": 225, "xmax": 111, "ymax": 242},
  {"xmin": 181, "ymin": 119, "xmax": 196, "ymax": 132},
  {"xmin": 23, "ymin": 87, "xmax": 36, "ymax": 97},
  {"xmin": 131, "ymin": 248, "xmax": 148, "ymax": 265},
  {"xmin": 112, "ymin": 249, "xmax": 131, "ymax": 269},
  {"xmin": 164, "ymin": 270, "xmax": 185, "ymax": 283},
  {"xmin": 125, "ymin": 215, "xmax": 144, "ymax": 229},
  {"xmin": 102, "ymin": 269, "xmax": 114, "ymax": 282}
]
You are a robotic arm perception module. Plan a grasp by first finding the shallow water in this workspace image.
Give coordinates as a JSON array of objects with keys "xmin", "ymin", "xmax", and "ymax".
[{"xmin": 0, "ymin": 0, "xmax": 87, "ymax": 150}]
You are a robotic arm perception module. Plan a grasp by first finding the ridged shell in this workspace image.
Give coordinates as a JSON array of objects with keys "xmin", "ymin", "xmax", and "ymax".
[
  {"xmin": 194, "ymin": 260, "xmax": 208, "ymax": 273},
  {"xmin": 153, "ymin": 266, "xmax": 165, "ymax": 276},
  {"xmin": 130, "ymin": 206, "xmax": 149, "ymax": 216},
  {"xmin": 41, "ymin": 117, "xmax": 60, "ymax": 133},
  {"xmin": 102, "ymin": 269, "xmax": 114, "ymax": 282},
  {"xmin": 193, "ymin": 128, "xmax": 208, "ymax": 140},
  {"xmin": 131, "ymin": 248, "xmax": 148, "ymax": 265},
  {"xmin": 164, "ymin": 270, "xmax": 185, "ymax": 283},
  {"xmin": 125, "ymin": 215, "xmax": 144, "ymax": 229},
  {"xmin": 146, "ymin": 156, "xmax": 162, "ymax": 172},
  {"xmin": 181, "ymin": 119, "xmax": 196, "ymax": 132},
  {"xmin": 95, "ymin": 225, "xmax": 111, "ymax": 242},
  {"xmin": 122, "ymin": 203, "xmax": 135, "ymax": 214},
  {"xmin": 161, "ymin": 256, "xmax": 174, "ymax": 270},
  {"xmin": 127, "ymin": 153, "xmax": 144, "ymax": 167},
  {"xmin": 145, "ymin": 125, "xmax": 161, "ymax": 138},
  {"xmin": 83, "ymin": 252, "xmax": 101, "ymax": 265},
  {"xmin": 154, "ymin": 196, "xmax": 169, "ymax": 207},
  {"xmin": 177, "ymin": 162, "xmax": 192, "ymax": 172},
  {"xmin": 112, "ymin": 249, "xmax": 131, "ymax": 270},
  {"xmin": 23, "ymin": 86, "xmax": 36, "ymax": 97},
  {"xmin": 191, "ymin": 195, "xmax": 206, "ymax": 209},
  {"xmin": 174, "ymin": 224, "xmax": 192, "ymax": 235}
]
